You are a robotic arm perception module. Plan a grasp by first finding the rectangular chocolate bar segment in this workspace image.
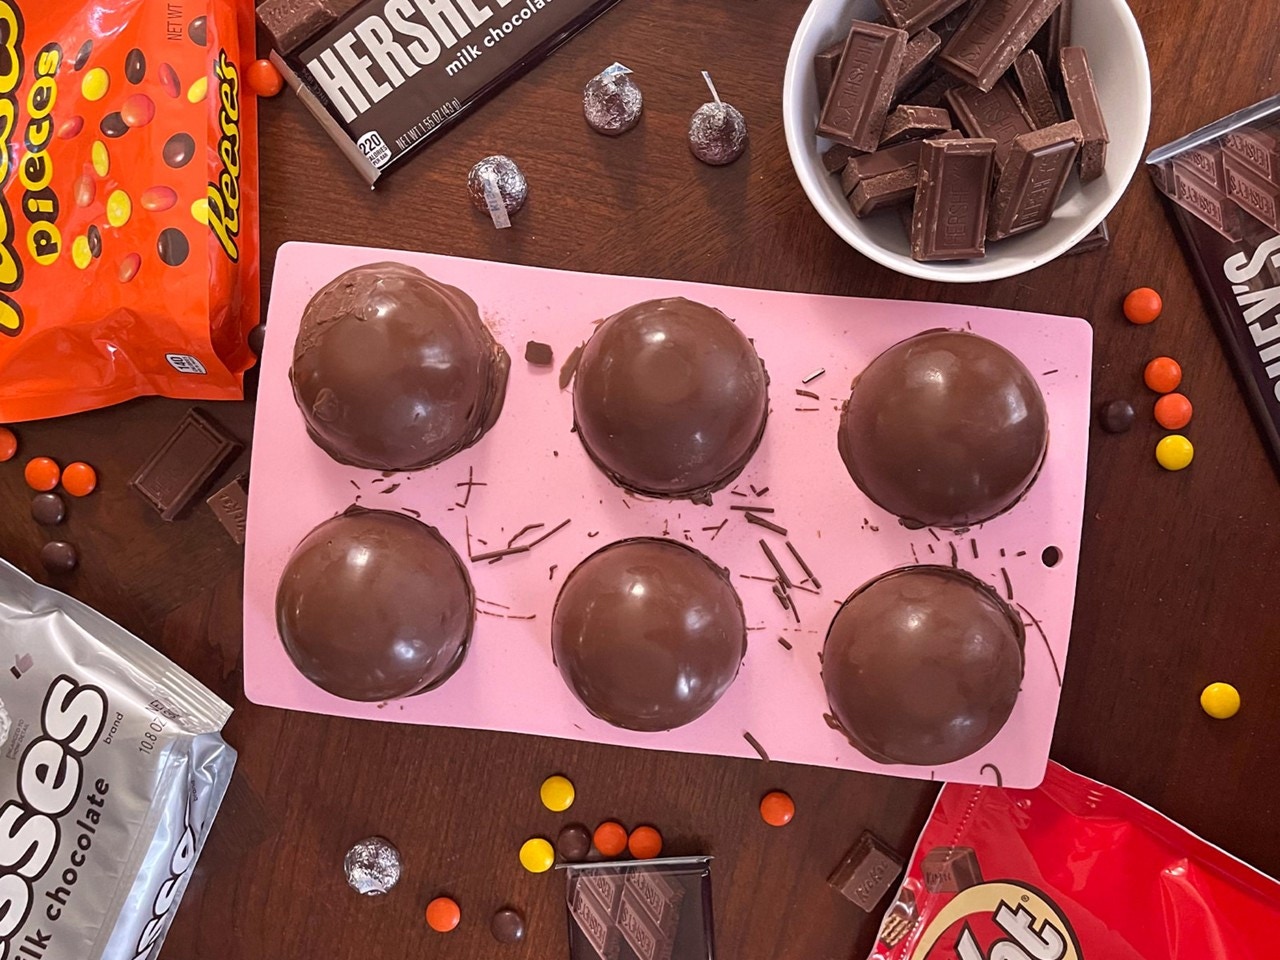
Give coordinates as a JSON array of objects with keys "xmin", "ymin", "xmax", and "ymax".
[
  {"xmin": 1013, "ymin": 50, "xmax": 1062, "ymax": 128},
  {"xmin": 988, "ymin": 120, "xmax": 1081, "ymax": 239},
  {"xmin": 1059, "ymin": 46, "xmax": 1108, "ymax": 181},
  {"xmin": 946, "ymin": 78, "xmax": 1035, "ymax": 165},
  {"xmin": 1180, "ymin": 145, "xmax": 1225, "ymax": 190},
  {"xmin": 880, "ymin": 104, "xmax": 953, "ymax": 145},
  {"xmin": 581, "ymin": 870, "xmax": 624, "ymax": 915},
  {"xmin": 823, "ymin": 143, "xmax": 860, "ymax": 174},
  {"xmin": 817, "ymin": 21, "xmax": 909, "ymax": 151},
  {"xmin": 903, "ymin": 70, "xmax": 965, "ymax": 108},
  {"xmin": 1224, "ymin": 121, "xmax": 1280, "ymax": 185},
  {"xmin": 570, "ymin": 877, "xmax": 621, "ymax": 960},
  {"xmin": 131, "ymin": 410, "xmax": 241, "ymax": 521},
  {"xmin": 828, "ymin": 831, "xmax": 904, "ymax": 911},
  {"xmin": 617, "ymin": 889, "xmax": 674, "ymax": 960},
  {"xmin": 206, "ymin": 475, "xmax": 249, "ymax": 545},
  {"xmin": 873, "ymin": 0, "xmax": 968, "ymax": 33},
  {"xmin": 625, "ymin": 868, "xmax": 685, "ymax": 937},
  {"xmin": 911, "ymin": 137, "xmax": 997, "ymax": 261},
  {"xmin": 1225, "ymin": 157, "xmax": 1280, "ymax": 231},
  {"xmin": 894, "ymin": 28, "xmax": 943, "ymax": 99},
  {"xmin": 921, "ymin": 846, "xmax": 985, "ymax": 892},
  {"xmin": 257, "ymin": 0, "xmax": 362, "ymax": 54},
  {"xmin": 815, "ymin": 39, "xmax": 846, "ymax": 104},
  {"xmin": 1063, "ymin": 217, "xmax": 1109, "ymax": 255},
  {"xmin": 1171, "ymin": 159, "xmax": 1245, "ymax": 241},
  {"xmin": 938, "ymin": 0, "xmax": 1062, "ymax": 93},
  {"xmin": 851, "ymin": 167, "xmax": 921, "ymax": 216},
  {"xmin": 1030, "ymin": 0, "xmax": 1071, "ymax": 83},
  {"xmin": 843, "ymin": 130, "xmax": 962, "ymax": 192}
]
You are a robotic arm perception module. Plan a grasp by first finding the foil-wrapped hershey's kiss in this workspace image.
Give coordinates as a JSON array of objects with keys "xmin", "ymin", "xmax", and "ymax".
[
  {"xmin": 584, "ymin": 62, "xmax": 643, "ymax": 135},
  {"xmin": 344, "ymin": 836, "xmax": 402, "ymax": 895},
  {"xmin": 467, "ymin": 155, "xmax": 527, "ymax": 228}
]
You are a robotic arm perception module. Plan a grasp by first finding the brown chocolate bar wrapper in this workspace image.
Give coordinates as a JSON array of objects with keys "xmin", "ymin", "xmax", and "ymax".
[{"xmin": 1148, "ymin": 93, "xmax": 1280, "ymax": 478}]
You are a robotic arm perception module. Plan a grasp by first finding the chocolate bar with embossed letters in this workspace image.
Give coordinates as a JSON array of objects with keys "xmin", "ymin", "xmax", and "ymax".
[
  {"xmin": 938, "ymin": 0, "xmax": 1062, "ymax": 93},
  {"xmin": 946, "ymin": 78, "xmax": 1035, "ymax": 164},
  {"xmin": 873, "ymin": 0, "xmax": 968, "ymax": 33},
  {"xmin": 894, "ymin": 28, "xmax": 943, "ymax": 99},
  {"xmin": 1225, "ymin": 157, "xmax": 1280, "ymax": 232},
  {"xmin": 1013, "ymin": 50, "xmax": 1061, "ymax": 128},
  {"xmin": 988, "ymin": 120, "xmax": 1081, "ymax": 239},
  {"xmin": 1224, "ymin": 121, "xmax": 1280, "ymax": 186},
  {"xmin": 911, "ymin": 137, "xmax": 997, "ymax": 261},
  {"xmin": 1171, "ymin": 159, "xmax": 1245, "ymax": 241},
  {"xmin": 828, "ymin": 831, "xmax": 904, "ymax": 911},
  {"xmin": 1059, "ymin": 46, "xmax": 1108, "ymax": 180},
  {"xmin": 922, "ymin": 845, "xmax": 985, "ymax": 892},
  {"xmin": 817, "ymin": 21, "xmax": 908, "ymax": 151}
]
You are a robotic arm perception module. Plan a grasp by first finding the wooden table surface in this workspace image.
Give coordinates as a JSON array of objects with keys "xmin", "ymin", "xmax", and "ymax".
[{"xmin": 2, "ymin": 1, "xmax": 1277, "ymax": 957}]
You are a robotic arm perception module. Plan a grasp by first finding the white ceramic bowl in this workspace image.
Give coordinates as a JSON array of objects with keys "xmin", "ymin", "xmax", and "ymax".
[{"xmin": 783, "ymin": 0, "xmax": 1151, "ymax": 282}]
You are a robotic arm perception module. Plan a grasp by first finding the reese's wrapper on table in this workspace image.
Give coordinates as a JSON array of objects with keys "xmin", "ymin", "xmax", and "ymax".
[
  {"xmin": 869, "ymin": 762, "xmax": 1280, "ymax": 959},
  {"xmin": 0, "ymin": 0, "xmax": 260, "ymax": 422},
  {"xmin": 0, "ymin": 559, "xmax": 236, "ymax": 960},
  {"xmin": 1147, "ymin": 93, "xmax": 1280, "ymax": 479},
  {"xmin": 258, "ymin": 0, "xmax": 624, "ymax": 184}
]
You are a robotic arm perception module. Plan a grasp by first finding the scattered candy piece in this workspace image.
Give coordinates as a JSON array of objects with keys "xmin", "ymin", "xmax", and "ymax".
[
  {"xmin": 24, "ymin": 457, "xmax": 60, "ymax": 492},
  {"xmin": 759, "ymin": 790, "xmax": 796, "ymax": 827},
  {"xmin": 425, "ymin": 896, "xmax": 461, "ymax": 932},
  {"xmin": 141, "ymin": 186, "xmax": 179, "ymax": 212},
  {"xmin": 584, "ymin": 62, "xmax": 643, "ymax": 136},
  {"xmin": 343, "ymin": 836, "xmax": 402, "ymax": 895},
  {"xmin": 540, "ymin": 774, "xmax": 575, "ymax": 812},
  {"xmin": 689, "ymin": 71, "xmax": 747, "ymax": 166},
  {"xmin": 1155, "ymin": 434, "xmax": 1194, "ymax": 471},
  {"xmin": 467, "ymin": 155, "xmax": 527, "ymax": 228},
  {"xmin": 118, "ymin": 253, "xmax": 142, "ymax": 284},
  {"xmin": 1123, "ymin": 287, "xmax": 1162, "ymax": 324},
  {"xmin": 1143, "ymin": 356, "xmax": 1182, "ymax": 394},
  {"xmin": 107, "ymin": 189, "xmax": 133, "ymax": 228},
  {"xmin": 1098, "ymin": 399, "xmax": 1135, "ymax": 434},
  {"xmin": 57, "ymin": 116, "xmax": 85, "ymax": 139},
  {"xmin": 158, "ymin": 62, "xmax": 181, "ymax": 99},
  {"xmin": 556, "ymin": 823, "xmax": 592, "ymax": 862},
  {"xmin": 72, "ymin": 236, "xmax": 92, "ymax": 270},
  {"xmin": 40, "ymin": 541, "xmax": 78, "ymax": 574},
  {"xmin": 82, "ymin": 67, "xmax": 110, "ymax": 102},
  {"xmin": 519, "ymin": 837, "xmax": 555, "ymax": 873},
  {"xmin": 187, "ymin": 76, "xmax": 209, "ymax": 103},
  {"xmin": 190, "ymin": 197, "xmax": 209, "ymax": 225},
  {"xmin": 92, "ymin": 140, "xmax": 110, "ymax": 177},
  {"xmin": 248, "ymin": 58, "xmax": 284, "ymax": 97},
  {"xmin": 592, "ymin": 821, "xmax": 627, "ymax": 858},
  {"xmin": 31, "ymin": 493, "xmax": 66, "ymax": 526},
  {"xmin": 0, "ymin": 426, "xmax": 16, "ymax": 461},
  {"xmin": 121, "ymin": 92, "xmax": 156, "ymax": 128},
  {"xmin": 627, "ymin": 825, "xmax": 663, "ymax": 859},
  {"xmin": 1200, "ymin": 682, "xmax": 1240, "ymax": 719},
  {"xmin": 1154, "ymin": 392, "xmax": 1193, "ymax": 430},
  {"xmin": 490, "ymin": 907, "xmax": 526, "ymax": 944},
  {"xmin": 525, "ymin": 340, "xmax": 554, "ymax": 366},
  {"xmin": 61, "ymin": 462, "xmax": 98, "ymax": 497}
]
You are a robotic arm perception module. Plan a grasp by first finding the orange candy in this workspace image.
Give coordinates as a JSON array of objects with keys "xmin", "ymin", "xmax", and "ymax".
[
  {"xmin": 0, "ymin": 427, "xmax": 16, "ymax": 462},
  {"xmin": 24, "ymin": 457, "xmax": 60, "ymax": 492},
  {"xmin": 61, "ymin": 461, "xmax": 98, "ymax": 497},
  {"xmin": 1154, "ymin": 393, "xmax": 1193, "ymax": 430},
  {"xmin": 1143, "ymin": 357, "xmax": 1182, "ymax": 394},
  {"xmin": 759, "ymin": 791, "xmax": 796, "ymax": 827},
  {"xmin": 592, "ymin": 821, "xmax": 628, "ymax": 858},
  {"xmin": 627, "ymin": 826, "xmax": 663, "ymax": 860},
  {"xmin": 1123, "ymin": 287, "xmax": 1162, "ymax": 324},
  {"xmin": 425, "ymin": 897, "xmax": 460, "ymax": 932},
  {"xmin": 247, "ymin": 59, "xmax": 284, "ymax": 97}
]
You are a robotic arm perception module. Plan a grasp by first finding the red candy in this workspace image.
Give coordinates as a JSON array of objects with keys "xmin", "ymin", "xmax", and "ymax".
[
  {"xmin": 61, "ymin": 461, "xmax": 97, "ymax": 497},
  {"xmin": 1143, "ymin": 356, "xmax": 1182, "ymax": 394},
  {"xmin": 1123, "ymin": 287, "xmax": 1162, "ymax": 324},
  {"xmin": 592, "ymin": 821, "xmax": 627, "ymax": 857},
  {"xmin": 248, "ymin": 59, "xmax": 284, "ymax": 97},
  {"xmin": 627, "ymin": 826, "xmax": 663, "ymax": 860},
  {"xmin": 759, "ymin": 790, "xmax": 796, "ymax": 827},
  {"xmin": 121, "ymin": 93, "xmax": 156, "ymax": 128},
  {"xmin": 1154, "ymin": 392, "xmax": 1193, "ymax": 429},
  {"xmin": 0, "ymin": 427, "xmax": 16, "ymax": 462},
  {"xmin": 24, "ymin": 457, "xmax": 59, "ymax": 492}
]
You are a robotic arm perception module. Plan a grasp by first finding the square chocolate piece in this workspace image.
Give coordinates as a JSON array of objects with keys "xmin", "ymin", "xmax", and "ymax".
[
  {"xmin": 828, "ymin": 832, "xmax": 903, "ymax": 912},
  {"xmin": 922, "ymin": 845, "xmax": 984, "ymax": 892}
]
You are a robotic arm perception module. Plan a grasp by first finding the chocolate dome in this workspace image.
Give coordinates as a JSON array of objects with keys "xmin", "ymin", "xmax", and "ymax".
[
  {"xmin": 290, "ymin": 262, "xmax": 509, "ymax": 471},
  {"xmin": 276, "ymin": 508, "xmax": 474, "ymax": 701},
  {"xmin": 839, "ymin": 330, "xmax": 1048, "ymax": 528},
  {"xmin": 572, "ymin": 298, "xmax": 768, "ymax": 499},
  {"xmin": 822, "ymin": 566, "xmax": 1025, "ymax": 766},
  {"xmin": 551, "ymin": 538, "xmax": 747, "ymax": 731}
]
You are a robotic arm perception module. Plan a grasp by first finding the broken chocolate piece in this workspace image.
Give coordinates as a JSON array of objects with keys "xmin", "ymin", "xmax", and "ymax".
[
  {"xmin": 851, "ymin": 167, "xmax": 920, "ymax": 216},
  {"xmin": 256, "ymin": 0, "xmax": 359, "ymax": 54},
  {"xmin": 910, "ymin": 137, "xmax": 997, "ymax": 261},
  {"xmin": 828, "ymin": 832, "xmax": 904, "ymax": 912},
  {"xmin": 1063, "ymin": 218, "xmax": 1109, "ymax": 255},
  {"xmin": 823, "ymin": 142, "xmax": 860, "ymax": 174},
  {"xmin": 1030, "ymin": 0, "xmax": 1071, "ymax": 83},
  {"xmin": 893, "ymin": 28, "xmax": 942, "ymax": 98},
  {"xmin": 842, "ymin": 130, "xmax": 961, "ymax": 195},
  {"xmin": 130, "ymin": 409, "xmax": 241, "ymax": 521},
  {"xmin": 938, "ymin": 0, "xmax": 1063, "ymax": 93},
  {"xmin": 1013, "ymin": 50, "xmax": 1062, "ymax": 128},
  {"xmin": 525, "ymin": 340, "xmax": 554, "ymax": 366},
  {"xmin": 878, "ymin": 888, "xmax": 919, "ymax": 947},
  {"xmin": 206, "ymin": 474, "xmax": 249, "ymax": 545},
  {"xmin": 903, "ymin": 70, "xmax": 964, "ymax": 108},
  {"xmin": 873, "ymin": 0, "xmax": 968, "ymax": 34},
  {"xmin": 1059, "ymin": 46, "xmax": 1108, "ymax": 181},
  {"xmin": 817, "ymin": 21, "xmax": 908, "ymax": 151},
  {"xmin": 988, "ymin": 120, "xmax": 1081, "ymax": 239},
  {"xmin": 922, "ymin": 846, "xmax": 984, "ymax": 892},
  {"xmin": 946, "ymin": 79, "xmax": 1035, "ymax": 165},
  {"xmin": 879, "ymin": 104, "xmax": 952, "ymax": 146},
  {"xmin": 814, "ymin": 38, "xmax": 845, "ymax": 104}
]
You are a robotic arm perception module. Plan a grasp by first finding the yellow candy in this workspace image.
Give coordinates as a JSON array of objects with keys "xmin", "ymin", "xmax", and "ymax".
[
  {"xmin": 81, "ymin": 67, "xmax": 109, "ymax": 102},
  {"xmin": 1156, "ymin": 434, "xmax": 1194, "ymax": 471},
  {"xmin": 91, "ymin": 140, "xmax": 109, "ymax": 177},
  {"xmin": 1201, "ymin": 682, "xmax": 1240, "ymax": 719},
  {"xmin": 71, "ymin": 236, "xmax": 92, "ymax": 270},
  {"xmin": 518, "ymin": 837, "xmax": 554, "ymax": 874},
  {"xmin": 106, "ymin": 190, "xmax": 132, "ymax": 228},
  {"xmin": 187, "ymin": 76, "xmax": 208, "ymax": 103},
  {"xmin": 190, "ymin": 197, "xmax": 209, "ymax": 225},
  {"xmin": 539, "ymin": 775, "xmax": 575, "ymax": 812}
]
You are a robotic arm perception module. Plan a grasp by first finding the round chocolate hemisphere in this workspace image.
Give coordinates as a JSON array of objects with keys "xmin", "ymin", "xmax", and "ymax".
[
  {"xmin": 572, "ymin": 298, "xmax": 768, "ymax": 499},
  {"xmin": 551, "ymin": 538, "xmax": 747, "ymax": 732},
  {"xmin": 839, "ymin": 330, "xmax": 1048, "ymax": 528},
  {"xmin": 290, "ymin": 262, "xmax": 509, "ymax": 471},
  {"xmin": 275, "ymin": 508, "xmax": 474, "ymax": 702},
  {"xmin": 822, "ymin": 566, "xmax": 1025, "ymax": 766}
]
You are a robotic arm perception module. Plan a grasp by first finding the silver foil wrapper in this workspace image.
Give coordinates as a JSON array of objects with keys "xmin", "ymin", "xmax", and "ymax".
[
  {"xmin": 467, "ymin": 155, "xmax": 528, "ymax": 221},
  {"xmin": 344, "ymin": 837, "xmax": 403, "ymax": 895},
  {"xmin": 689, "ymin": 102, "xmax": 748, "ymax": 166},
  {"xmin": 584, "ymin": 63, "xmax": 643, "ymax": 136}
]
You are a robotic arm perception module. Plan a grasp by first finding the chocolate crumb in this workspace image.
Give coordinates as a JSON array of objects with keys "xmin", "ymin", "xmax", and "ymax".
[
  {"xmin": 730, "ymin": 505, "xmax": 773, "ymax": 513},
  {"xmin": 746, "ymin": 512, "xmax": 789, "ymax": 536},
  {"xmin": 802, "ymin": 368, "xmax": 826, "ymax": 384},
  {"xmin": 379, "ymin": 482, "xmax": 401, "ymax": 494},
  {"xmin": 750, "ymin": 485, "xmax": 769, "ymax": 496},
  {"xmin": 525, "ymin": 340, "xmax": 554, "ymax": 365},
  {"xmin": 777, "ymin": 637, "xmax": 793, "ymax": 650},
  {"xmin": 970, "ymin": 539, "xmax": 979, "ymax": 559},
  {"xmin": 743, "ymin": 731, "xmax": 770, "ymax": 761},
  {"xmin": 949, "ymin": 543, "xmax": 958, "ymax": 567},
  {"xmin": 1000, "ymin": 567, "xmax": 1013, "ymax": 600},
  {"xmin": 400, "ymin": 507, "xmax": 421, "ymax": 517},
  {"xmin": 796, "ymin": 388, "xmax": 820, "ymax": 399},
  {"xmin": 549, "ymin": 564, "xmax": 557, "ymax": 580},
  {"xmin": 558, "ymin": 343, "xmax": 584, "ymax": 390}
]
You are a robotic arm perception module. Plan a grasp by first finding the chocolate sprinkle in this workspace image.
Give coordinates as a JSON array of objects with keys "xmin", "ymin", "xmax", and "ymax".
[
  {"xmin": 802, "ymin": 368, "xmax": 826, "ymax": 383},
  {"xmin": 379, "ymin": 483, "xmax": 400, "ymax": 494},
  {"xmin": 743, "ymin": 730, "xmax": 770, "ymax": 761},
  {"xmin": 784, "ymin": 541, "xmax": 820, "ymax": 589},
  {"xmin": 559, "ymin": 343, "xmax": 584, "ymax": 390},
  {"xmin": 1000, "ymin": 568, "xmax": 1013, "ymax": 599},
  {"xmin": 980, "ymin": 763, "xmax": 1004, "ymax": 787},
  {"xmin": 745, "ymin": 513, "xmax": 788, "ymax": 536},
  {"xmin": 730, "ymin": 505, "xmax": 773, "ymax": 513},
  {"xmin": 759, "ymin": 540, "xmax": 791, "ymax": 588},
  {"xmin": 777, "ymin": 637, "xmax": 793, "ymax": 650}
]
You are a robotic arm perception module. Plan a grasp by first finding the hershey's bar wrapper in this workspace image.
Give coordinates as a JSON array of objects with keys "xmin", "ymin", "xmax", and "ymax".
[
  {"xmin": 0, "ymin": 559, "xmax": 236, "ymax": 960},
  {"xmin": 267, "ymin": 0, "xmax": 624, "ymax": 185},
  {"xmin": 1148, "ymin": 92, "xmax": 1280, "ymax": 478}
]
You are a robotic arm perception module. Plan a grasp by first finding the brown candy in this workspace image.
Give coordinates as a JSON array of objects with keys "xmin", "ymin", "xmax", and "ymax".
[
  {"xmin": 99, "ymin": 112, "xmax": 128, "ymax": 138},
  {"xmin": 839, "ymin": 330, "xmax": 1048, "ymax": 528},
  {"xmin": 551, "ymin": 538, "xmax": 747, "ymax": 732},
  {"xmin": 822, "ymin": 566, "xmax": 1026, "ymax": 765},
  {"xmin": 31, "ymin": 493, "xmax": 66, "ymax": 526},
  {"xmin": 157, "ymin": 228, "xmax": 189, "ymax": 266},
  {"xmin": 40, "ymin": 541, "xmax": 78, "ymax": 574},
  {"xmin": 276, "ymin": 508, "xmax": 474, "ymax": 702},
  {"xmin": 290, "ymin": 262, "xmax": 509, "ymax": 472},
  {"xmin": 572, "ymin": 298, "xmax": 768, "ymax": 499},
  {"xmin": 188, "ymin": 15, "xmax": 207, "ymax": 45},
  {"xmin": 125, "ymin": 48, "xmax": 146, "ymax": 84},
  {"xmin": 163, "ymin": 132, "xmax": 194, "ymax": 168}
]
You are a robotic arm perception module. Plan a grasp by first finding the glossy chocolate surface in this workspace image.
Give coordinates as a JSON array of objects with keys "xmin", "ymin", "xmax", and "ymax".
[
  {"xmin": 291, "ymin": 262, "xmax": 509, "ymax": 471},
  {"xmin": 572, "ymin": 298, "xmax": 768, "ymax": 499},
  {"xmin": 276, "ymin": 508, "xmax": 474, "ymax": 701},
  {"xmin": 822, "ymin": 566, "xmax": 1025, "ymax": 766},
  {"xmin": 839, "ymin": 330, "xmax": 1048, "ymax": 528},
  {"xmin": 551, "ymin": 538, "xmax": 747, "ymax": 731}
]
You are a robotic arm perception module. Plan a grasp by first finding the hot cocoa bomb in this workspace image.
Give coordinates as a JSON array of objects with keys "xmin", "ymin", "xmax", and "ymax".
[
  {"xmin": 839, "ymin": 330, "xmax": 1048, "ymax": 528},
  {"xmin": 551, "ymin": 538, "xmax": 747, "ymax": 732},
  {"xmin": 290, "ymin": 262, "xmax": 509, "ymax": 471},
  {"xmin": 276, "ymin": 508, "xmax": 474, "ymax": 702},
  {"xmin": 822, "ymin": 566, "xmax": 1025, "ymax": 766},
  {"xmin": 572, "ymin": 298, "xmax": 768, "ymax": 499}
]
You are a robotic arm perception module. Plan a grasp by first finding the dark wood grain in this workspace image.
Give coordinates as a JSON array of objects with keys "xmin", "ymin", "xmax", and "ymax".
[{"xmin": 1, "ymin": 1, "xmax": 1277, "ymax": 957}]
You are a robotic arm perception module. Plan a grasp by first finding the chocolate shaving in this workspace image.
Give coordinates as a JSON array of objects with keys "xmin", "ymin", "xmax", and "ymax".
[
  {"xmin": 970, "ymin": 539, "xmax": 979, "ymax": 559},
  {"xmin": 1042, "ymin": 368, "xmax": 1058, "ymax": 375},
  {"xmin": 750, "ymin": 485, "xmax": 769, "ymax": 496},
  {"xmin": 802, "ymin": 368, "xmax": 826, "ymax": 383},
  {"xmin": 784, "ymin": 541, "xmax": 820, "ymax": 589},
  {"xmin": 948, "ymin": 542, "xmax": 958, "ymax": 567},
  {"xmin": 472, "ymin": 545, "xmax": 531, "ymax": 563},
  {"xmin": 525, "ymin": 518, "xmax": 571, "ymax": 548},
  {"xmin": 999, "ymin": 548, "xmax": 1006, "ymax": 557},
  {"xmin": 558, "ymin": 343, "xmax": 584, "ymax": 390},
  {"xmin": 477, "ymin": 598, "xmax": 511, "ymax": 609},
  {"xmin": 379, "ymin": 482, "xmax": 401, "ymax": 494},
  {"xmin": 980, "ymin": 763, "xmax": 1004, "ymax": 787},
  {"xmin": 1000, "ymin": 567, "xmax": 1014, "ymax": 600},
  {"xmin": 772, "ymin": 583, "xmax": 791, "ymax": 609},
  {"xmin": 746, "ymin": 513, "xmax": 789, "ymax": 536},
  {"xmin": 587, "ymin": 531, "xmax": 599, "ymax": 538},
  {"xmin": 730, "ymin": 505, "xmax": 774, "ymax": 513},
  {"xmin": 454, "ymin": 466, "xmax": 486, "ymax": 508},
  {"xmin": 743, "ymin": 731, "xmax": 770, "ymax": 761},
  {"xmin": 507, "ymin": 523, "xmax": 544, "ymax": 548},
  {"xmin": 927, "ymin": 528, "xmax": 941, "ymax": 541},
  {"xmin": 1015, "ymin": 550, "xmax": 1027, "ymax": 557},
  {"xmin": 777, "ymin": 637, "xmax": 793, "ymax": 650},
  {"xmin": 795, "ymin": 388, "xmax": 820, "ymax": 399},
  {"xmin": 348, "ymin": 479, "xmax": 359, "ymax": 489},
  {"xmin": 400, "ymin": 507, "xmax": 421, "ymax": 517},
  {"xmin": 759, "ymin": 540, "xmax": 792, "ymax": 588},
  {"xmin": 1016, "ymin": 601, "xmax": 1061, "ymax": 686},
  {"xmin": 795, "ymin": 407, "xmax": 820, "ymax": 412},
  {"xmin": 549, "ymin": 565, "xmax": 557, "ymax": 580},
  {"xmin": 910, "ymin": 544, "xmax": 919, "ymax": 563}
]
